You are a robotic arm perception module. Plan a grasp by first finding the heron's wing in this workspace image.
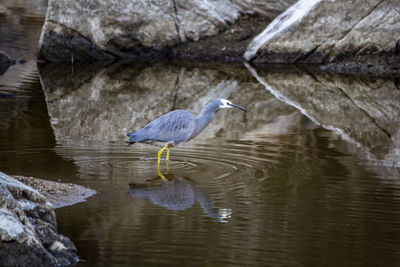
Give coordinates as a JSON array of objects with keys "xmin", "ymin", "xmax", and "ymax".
[{"xmin": 136, "ymin": 110, "xmax": 195, "ymax": 145}]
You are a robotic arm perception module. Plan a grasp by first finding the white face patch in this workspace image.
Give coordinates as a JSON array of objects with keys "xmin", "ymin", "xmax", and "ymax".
[{"xmin": 220, "ymin": 99, "xmax": 232, "ymax": 109}]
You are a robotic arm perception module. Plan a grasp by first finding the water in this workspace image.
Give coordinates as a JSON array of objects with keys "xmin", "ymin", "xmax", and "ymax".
[{"xmin": 2, "ymin": 1, "xmax": 400, "ymax": 266}]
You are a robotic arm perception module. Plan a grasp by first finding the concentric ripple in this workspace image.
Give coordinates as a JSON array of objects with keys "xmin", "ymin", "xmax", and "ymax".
[{"xmin": 51, "ymin": 138, "xmax": 300, "ymax": 190}]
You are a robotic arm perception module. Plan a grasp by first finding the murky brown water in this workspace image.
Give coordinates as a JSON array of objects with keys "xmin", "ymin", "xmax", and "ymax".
[{"xmin": 2, "ymin": 1, "xmax": 400, "ymax": 266}]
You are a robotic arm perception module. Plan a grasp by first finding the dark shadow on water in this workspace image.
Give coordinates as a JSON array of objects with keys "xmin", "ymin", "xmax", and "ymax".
[{"xmin": 129, "ymin": 173, "xmax": 231, "ymax": 223}]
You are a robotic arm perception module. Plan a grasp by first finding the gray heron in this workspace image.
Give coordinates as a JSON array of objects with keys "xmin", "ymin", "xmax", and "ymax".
[{"xmin": 127, "ymin": 98, "xmax": 247, "ymax": 177}]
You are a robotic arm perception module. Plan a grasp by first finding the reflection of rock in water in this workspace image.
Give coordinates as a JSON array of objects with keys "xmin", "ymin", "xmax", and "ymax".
[
  {"xmin": 0, "ymin": 0, "xmax": 48, "ymax": 133},
  {"xmin": 39, "ymin": 62, "xmax": 295, "ymax": 145},
  {"xmin": 39, "ymin": 60, "xmax": 400, "ymax": 166},
  {"xmin": 241, "ymin": 112, "xmax": 312, "ymax": 140},
  {"xmin": 129, "ymin": 176, "xmax": 231, "ymax": 222},
  {"xmin": 246, "ymin": 63, "xmax": 400, "ymax": 164}
]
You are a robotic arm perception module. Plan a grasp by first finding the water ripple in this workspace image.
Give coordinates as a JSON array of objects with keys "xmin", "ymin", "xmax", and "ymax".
[{"xmin": 50, "ymin": 140, "xmax": 293, "ymax": 195}]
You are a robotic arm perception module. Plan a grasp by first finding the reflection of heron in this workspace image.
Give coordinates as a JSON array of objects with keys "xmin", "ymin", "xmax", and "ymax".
[
  {"xmin": 129, "ymin": 175, "xmax": 231, "ymax": 222},
  {"xmin": 127, "ymin": 99, "xmax": 247, "ymax": 178}
]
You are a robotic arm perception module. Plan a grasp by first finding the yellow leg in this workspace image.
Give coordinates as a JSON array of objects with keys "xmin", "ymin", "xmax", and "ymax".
[
  {"xmin": 157, "ymin": 144, "xmax": 169, "ymax": 182},
  {"xmin": 157, "ymin": 144, "xmax": 169, "ymax": 166},
  {"xmin": 166, "ymin": 147, "xmax": 170, "ymax": 173},
  {"xmin": 166, "ymin": 147, "xmax": 170, "ymax": 163}
]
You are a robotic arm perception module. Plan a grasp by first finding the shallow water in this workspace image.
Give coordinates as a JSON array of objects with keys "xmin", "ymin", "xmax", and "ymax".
[{"xmin": 2, "ymin": 1, "xmax": 400, "ymax": 266}]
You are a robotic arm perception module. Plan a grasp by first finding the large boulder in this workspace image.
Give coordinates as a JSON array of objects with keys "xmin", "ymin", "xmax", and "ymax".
[
  {"xmin": 244, "ymin": 0, "xmax": 400, "ymax": 70},
  {"xmin": 37, "ymin": 0, "xmax": 296, "ymax": 62},
  {"xmin": 0, "ymin": 171, "xmax": 78, "ymax": 266}
]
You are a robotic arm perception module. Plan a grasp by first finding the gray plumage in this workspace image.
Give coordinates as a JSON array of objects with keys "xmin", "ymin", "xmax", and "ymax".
[{"xmin": 127, "ymin": 98, "xmax": 247, "ymax": 146}]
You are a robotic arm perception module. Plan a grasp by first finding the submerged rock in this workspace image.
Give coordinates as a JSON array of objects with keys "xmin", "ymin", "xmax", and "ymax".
[
  {"xmin": 0, "ymin": 171, "xmax": 78, "ymax": 266},
  {"xmin": 37, "ymin": 0, "xmax": 295, "ymax": 62},
  {"xmin": 244, "ymin": 0, "xmax": 400, "ymax": 70}
]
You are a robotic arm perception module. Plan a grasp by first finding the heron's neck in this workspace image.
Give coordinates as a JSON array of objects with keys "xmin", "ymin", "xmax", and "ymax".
[
  {"xmin": 189, "ymin": 102, "xmax": 218, "ymax": 140},
  {"xmin": 195, "ymin": 113, "xmax": 214, "ymax": 133}
]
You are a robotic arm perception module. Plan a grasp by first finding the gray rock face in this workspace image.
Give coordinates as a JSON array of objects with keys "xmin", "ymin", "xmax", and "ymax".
[
  {"xmin": 232, "ymin": 0, "xmax": 296, "ymax": 18},
  {"xmin": 37, "ymin": 0, "xmax": 295, "ymax": 62},
  {"xmin": 244, "ymin": 0, "xmax": 400, "ymax": 65},
  {"xmin": 0, "ymin": 171, "xmax": 78, "ymax": 266}
]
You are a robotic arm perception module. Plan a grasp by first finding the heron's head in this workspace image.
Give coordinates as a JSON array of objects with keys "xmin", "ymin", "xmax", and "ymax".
[{"xmin": 218, "ymin": 98, "xmax": 248, "ymax": 112}]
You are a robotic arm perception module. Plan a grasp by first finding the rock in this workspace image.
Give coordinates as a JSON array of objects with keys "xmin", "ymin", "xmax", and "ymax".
[
  {"xmin": 246, "ymin": 63, "xmax": 400, "ymax": 164},
  {"xmin": 37, "ymin": 0, "xmax": 295, "ymax": 62},
  {"xmin": 0, "ymin": 171, "xmax": 78, "ymax": 266},
  {"xmin": 38, "ymin": 21, "xmax": 116, "ymax": 63},
  {"xmin": 244, "ymin": 0, "xmax": 400, "ymax": 68},
  {"xmin": 170, "ymin": 14, "xmax": 270, "ymax": 62},
  {"xmin": 12, "ymin": 175, "xmax": 96, "ymax": 209},
  {"xmin": 232, "ymin": 0, "xmax": 297, "ymax": 18}
]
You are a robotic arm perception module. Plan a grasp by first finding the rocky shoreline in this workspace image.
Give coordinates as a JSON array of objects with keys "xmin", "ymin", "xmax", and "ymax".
[
  {"xmin": 321, "ymin": 52, "xmax": 400, "ymax": 75},
  {"xmin": 0, "ymin": 172, "xmax": 95, "ymax": 266},
  {"xmin": 12, "ymin": 175, "xmax": 95, "ymax": 209},
  {"xmin": 35, "ymin": 0, "xmax": 400, "ymax": 74}
]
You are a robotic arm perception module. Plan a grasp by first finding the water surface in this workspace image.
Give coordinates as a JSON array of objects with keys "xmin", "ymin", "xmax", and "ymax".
[{"xmin": 1, "ymin": 1, "xmax": 400, "ymax": 266}]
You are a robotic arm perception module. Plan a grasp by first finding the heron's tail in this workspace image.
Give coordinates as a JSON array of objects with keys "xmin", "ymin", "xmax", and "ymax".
[
  {"xmin": 127, "ymin": 132, "xmax": 135, "ymax": 146},
  {"xmin": 127, "ymin": 131, "xmax": 144, "ymax": 146}
]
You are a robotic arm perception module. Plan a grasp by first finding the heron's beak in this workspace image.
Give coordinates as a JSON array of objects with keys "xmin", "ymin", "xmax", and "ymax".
[{"xmin": 228, "ymin": 103, "xmax": 248, "ymax": 112}]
